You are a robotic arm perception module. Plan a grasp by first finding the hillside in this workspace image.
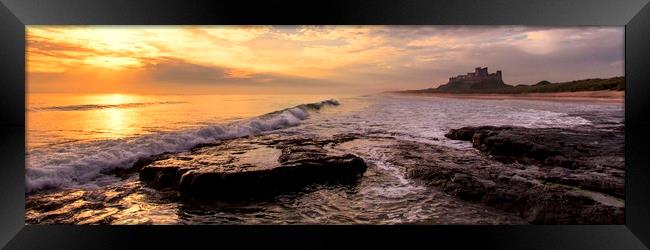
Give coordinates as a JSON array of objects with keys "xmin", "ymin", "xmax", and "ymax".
[
  {"xmin": 400, "ymin": 76, "xmax": 625, "ymax": 94},
  {"xmin": 436, "ymin": 78, "xmax": 510, "ymax": 92}
]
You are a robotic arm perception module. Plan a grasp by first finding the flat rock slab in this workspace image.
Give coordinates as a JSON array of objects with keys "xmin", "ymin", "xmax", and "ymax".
[
  {"xmin": 390, "ymin": 125, "xmax": 626, "ymax": 224},
  {"xmin": 393, "ymin": 140, "xmax": 624, "ymax": 224},
  {"xmin": 445, "ymin": 125, "xmax": 624, "ymax": 198},
  {"xmin": 139, "ymin": 134, "xmax": 367, "ymax": 199},
  {"xmin": 445, "ymin": 125, "xmax": 624, "ymax": 169}
]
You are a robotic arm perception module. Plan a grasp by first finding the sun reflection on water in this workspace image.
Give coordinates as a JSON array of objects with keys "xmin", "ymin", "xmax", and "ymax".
[
  {"xmin": 89, "ymin": 94, "xmax": 140, "ymax": 138},
  {"xmin": 27, "ymin": 93, "xmax": 339, "ymax": 147},
  {"xmin": 101, "ymin": 108, "xmax": 131, "ymax": 137}
]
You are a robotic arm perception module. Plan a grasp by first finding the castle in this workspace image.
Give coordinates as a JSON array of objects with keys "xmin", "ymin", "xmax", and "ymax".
[
  {"xmin": 448, "ymin": 67, "xmax": 503, "ymax": 84},
  {"xmin": 435, "ymin": 66, "xmax": 508, "ymax": 91}
]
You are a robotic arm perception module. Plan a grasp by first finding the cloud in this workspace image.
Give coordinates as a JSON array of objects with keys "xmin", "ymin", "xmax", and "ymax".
[
  {"xmin": 188, "ymin": 26, "xmax": 271, "ymax": 42},
  {"xmin": 145, "ymin": 60, "xmax": 230, "ymax": 83},
  {"xmin": 26, "ymin": 26, "xmax": 624, "ymax": 93},
  {"xmin": 140, "ymin": 59, "xmax": 353, "ymax": 93}
]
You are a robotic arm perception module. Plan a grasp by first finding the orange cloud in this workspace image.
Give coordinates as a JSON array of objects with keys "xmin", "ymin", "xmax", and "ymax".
[{"xmin": 26, "ymin": 26, "xmax": 624, "ymax": 94}]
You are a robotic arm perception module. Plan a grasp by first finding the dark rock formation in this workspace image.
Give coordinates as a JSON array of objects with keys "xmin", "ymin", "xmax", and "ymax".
[
  {"xmin": 139, "ymin": 135, "xmax": 367, "ymax": 199},
  {"xmin": 392, "ymin": 140, "xmax": 624, "ymax": 224},
  {"xmin": 444, "ymin": 126, "xmax": 624, "ymax": 167},
  {"xmin": 28, "ymin": 126, "xmax": 624, "ymax": 225},
  {"xmin": 444, "ymin": 126, "xmax": 624, "ymax": 198}
]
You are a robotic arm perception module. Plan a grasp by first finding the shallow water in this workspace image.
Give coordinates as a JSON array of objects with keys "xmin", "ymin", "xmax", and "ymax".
[
  {"xmin": 25, "ymin": 94, "xmax": 624, "ymax": 224},
  {"xmin": 26, "ymin": 137, "xmax": 527, "ymax": 225}
]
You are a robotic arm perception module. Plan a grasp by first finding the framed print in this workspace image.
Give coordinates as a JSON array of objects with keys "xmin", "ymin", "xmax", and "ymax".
[{"xmin": 0, "ymin": 0, "xmax": 649, "ymax": 249}]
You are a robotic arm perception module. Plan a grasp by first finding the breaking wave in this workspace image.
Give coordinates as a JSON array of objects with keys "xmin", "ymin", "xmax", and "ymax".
[{"xmin": 25, "ymin": 99, "xmax": 340, "ymax": 193}]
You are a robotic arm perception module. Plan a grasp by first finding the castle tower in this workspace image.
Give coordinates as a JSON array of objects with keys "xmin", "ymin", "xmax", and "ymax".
[
  {"xmin": 496, "ymin": 70, "xmax": 502, "ymax": 81},
  {"xmin": 480, "ymin": 67, "xmax": 488, "ymax": 76}
]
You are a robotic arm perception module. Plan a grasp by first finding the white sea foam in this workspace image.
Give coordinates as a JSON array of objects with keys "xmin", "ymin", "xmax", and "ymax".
[{"xmin": 25, "ymin": 99, "xmax": 339, "ymax": 193}]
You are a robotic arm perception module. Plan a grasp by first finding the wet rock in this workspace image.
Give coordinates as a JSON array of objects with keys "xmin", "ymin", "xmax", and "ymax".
[
  {"xmin": 392, "ymin": 140, "xmax": 624, "ymax": 224},
  {"xmin": 444, "ymin": 125, "xmax": 624, "ymax": 198},
  {"xmin": 139, "ymin": 135, "xmax": 367, "ymax": 199},
  {"xmin": 445, "ymin": 126, "xmax": 624, "ymax": 168},
  {"xmin": 110, "ymin": 153, "xmax": 173, "ymax": 178}
]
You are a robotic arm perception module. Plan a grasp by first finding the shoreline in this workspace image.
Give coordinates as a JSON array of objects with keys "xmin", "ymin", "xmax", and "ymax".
[
  {"xmin": 393, "ymin": 90, "xmax": 624, "ymax": 103},
  {"xmin": 26, "ymin": 124, "xmax": 624, "ymax": 225}
]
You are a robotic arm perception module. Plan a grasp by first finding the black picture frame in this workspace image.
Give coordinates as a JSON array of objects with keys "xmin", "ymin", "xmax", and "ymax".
[{"xmin": 1, "ymin": 0, "xmax": 649, "ymax": 249}]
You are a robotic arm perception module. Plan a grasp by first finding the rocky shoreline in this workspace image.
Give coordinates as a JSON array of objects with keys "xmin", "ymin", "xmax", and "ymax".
[
  {"xmin": 131, "ymin": 124, "xmax": 623, "ymax": 224},
  {"xmin": 409, "ymin": 125, "xmax": 624, "ymax": 224},
  {"xmin": 26, "ymin": 123, "xmax": 624, "ymax": 225}
]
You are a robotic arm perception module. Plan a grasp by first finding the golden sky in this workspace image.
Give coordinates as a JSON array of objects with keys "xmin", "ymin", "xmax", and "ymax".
[{"xmin": 27, "ymin": 26, "xmax": 624, "ymax": 94}]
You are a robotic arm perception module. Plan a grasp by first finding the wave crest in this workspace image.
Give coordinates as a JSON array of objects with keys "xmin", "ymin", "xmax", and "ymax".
[{"xmin": 26, "ymin": 99, "xmax": 339, "ymax": 193}]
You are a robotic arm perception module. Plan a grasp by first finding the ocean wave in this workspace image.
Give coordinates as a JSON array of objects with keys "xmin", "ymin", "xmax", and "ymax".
[
  {"xmin": 28, "ymin": 101, "xmax": 187, "ymax": 112},
  {"xmin": 25, "ymin": 99, "xmax": 340, "ymax": 193}
]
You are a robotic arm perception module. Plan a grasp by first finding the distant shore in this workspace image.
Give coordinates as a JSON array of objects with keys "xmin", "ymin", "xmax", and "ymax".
[{"xmin": 394, "ymin": 90, "xmax": 624, "ymax": 103}]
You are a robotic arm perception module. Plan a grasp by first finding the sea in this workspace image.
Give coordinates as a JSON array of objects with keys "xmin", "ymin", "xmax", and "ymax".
[{"xmin": 25, "ymin": 93, "xmax": 624, "ymax": 224}]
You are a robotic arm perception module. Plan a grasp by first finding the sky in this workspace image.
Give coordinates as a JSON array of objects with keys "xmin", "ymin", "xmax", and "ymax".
[{"xmin": 27, "ymin": 26, "xmax": 624, "ymax": 95}]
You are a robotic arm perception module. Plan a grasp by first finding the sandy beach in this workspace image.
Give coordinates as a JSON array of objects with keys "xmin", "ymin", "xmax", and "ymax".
[{"xmin": 396, "ymin": 90, "xmax": 624, "ymax": 103}]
